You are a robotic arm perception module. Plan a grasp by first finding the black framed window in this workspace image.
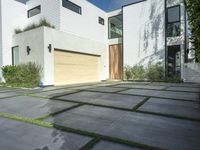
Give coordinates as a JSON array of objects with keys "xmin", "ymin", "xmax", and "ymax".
[
  {"xmin": 28, "ymin": 5, "xmax": 41, "ymax": 18},
  {"xmin": 62, "ymin": 0, "xmax": 82, "ymax": 15},
  {"xmin": 167, "ymin": 5, "xmax": 181, "ymax": 37},
  {"xmin": 108, "ymin": 15, "xmax": 122, "ymax": 39},
  {"xmin": 99, "ymin": 17, "xmax": 104, "ymax": 25}
]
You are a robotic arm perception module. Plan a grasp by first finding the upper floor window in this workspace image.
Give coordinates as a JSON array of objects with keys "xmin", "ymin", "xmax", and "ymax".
[
  {"xmin": 62, "ymin": 0, "xmax": 82, "ymax": 15},
  {"xmin": 167, "ymin": 5, "xmax": 180, "ymax": 37},
  {"xmin": 108, "ymin": 15, "xmax": 122, "ymax": 39},
  {"xmin": 28, "ymin": 5, "xmax": 41, "ymax": 18},
  {"xmin": 99, "ymin": 17, "xmax": 104, "ymax": 25}
]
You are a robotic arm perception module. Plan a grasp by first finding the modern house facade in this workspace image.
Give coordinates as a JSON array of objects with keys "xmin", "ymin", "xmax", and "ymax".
[{"xmin": 0, "ymin": 0, "xmax": 191, "ymax": 86}]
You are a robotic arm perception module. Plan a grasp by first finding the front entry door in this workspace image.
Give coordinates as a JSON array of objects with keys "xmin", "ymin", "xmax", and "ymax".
[{"xmin": 109, "ymin": 44, "xmax": 123, "ymax": 80}]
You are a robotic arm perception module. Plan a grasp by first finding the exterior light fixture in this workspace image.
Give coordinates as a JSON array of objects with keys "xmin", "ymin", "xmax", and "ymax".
[
  {"xmin": 27, "ymin": 46, "xmax": 31, "ymax": 55},
  {"xmin": 48, "ymin": 44, "xmax": 52, "ymax": 53}
]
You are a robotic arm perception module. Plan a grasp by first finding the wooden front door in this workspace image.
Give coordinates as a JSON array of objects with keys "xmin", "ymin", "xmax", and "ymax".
[{"xmin": 109, "ymin": 44, "xmax": 123, "ymax": 80}]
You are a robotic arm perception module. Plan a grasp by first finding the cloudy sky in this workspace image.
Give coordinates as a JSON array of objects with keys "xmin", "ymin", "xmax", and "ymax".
[{"xmin": 17, "ymin": 0, "xmax": 139, "ymax": 12}]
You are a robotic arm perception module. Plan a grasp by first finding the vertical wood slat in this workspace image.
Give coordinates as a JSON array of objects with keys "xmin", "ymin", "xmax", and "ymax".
[{"xmin": 109, "ymin": 44, "xmax": 122, "ymax": 80}]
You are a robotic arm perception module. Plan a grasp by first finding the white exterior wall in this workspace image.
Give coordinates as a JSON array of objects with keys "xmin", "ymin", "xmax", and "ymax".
[
  {"xmin": 46, "ymin": 27, "xmax": 108, "ymax": 84},
  {"xmin": 25, "ymin": 0, "xmax": 110, "ymax": 83},
  {"xmin": 123, "ymin": 0, "xmax": 166, "ymax": 67},
  {"xmin": 26, "ymin": 0, "xmax": 60, "ymax": 28},
  {"xmin": 60, "ymin": 0, "xmax": 109, "ymax": 80},
  {"xmin": 27, "ymin": 0, "xmax": 108, "ymax": 43},
  {"xmin": 60, "ymin": 0, "xmax": 107, "ymax": 43},
  {"xmin": 13, "ymin": 27, "xmax": 108, "ymax": 85},
  {"xmin": 2, "ymin": 0, "xmax": 188, "ymax": 85},
  {"xmin": 182, "ymin": 63, "xmax": 200, "ymax": 83},
  {"xmin": 12, "ymin": 27, "xmax": 45, "ymax": 83},
  {"xmin": 0, "ymin": 0, "xmax": 2, "ymax": 70},
  {"xmin": 0, "ymin": 0, "xmax": 27, "ymax": 66}
]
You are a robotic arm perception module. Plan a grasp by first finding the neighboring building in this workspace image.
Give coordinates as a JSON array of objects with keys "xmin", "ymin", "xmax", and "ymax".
[{"xmin": 0, "ymin": 0, "xmax": 189, "ymax": 85}]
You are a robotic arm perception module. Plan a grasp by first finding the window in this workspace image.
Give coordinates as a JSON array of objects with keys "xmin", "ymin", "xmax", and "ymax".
[
  {"xmin": 167, "ymin": 6, "xmax": 180, "ymax": 37},
  {"xmin": 108, "ymin": 15, "xmax": 122, "ymax": 39},
  {"xmin": 12, "ymin": 46, "xmax": 19, "ymax": 66},
  {"xmin": 28, "ymin": 5, "xmax": 41, "ymax": 18},
  {"xmin": 62, "ymin": 0, "xmax": 82, "ymax": 14},
  {"xmin": 99, "ymin": 17, "xmax": 104, "ymax": 25}
]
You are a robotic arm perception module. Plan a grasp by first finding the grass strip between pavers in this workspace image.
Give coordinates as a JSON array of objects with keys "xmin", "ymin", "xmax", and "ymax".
[
  {"xmin": 36, "ymin": 103, "xmax": 84, "ymax": 120},
  {"xmin": 137, "ymin": 110, "xmax": 200, "ymax": 122},
  {"xmin": 51, "ymin": 97, "xmax": 200, "ymax": 123},
  {"xmin": 79, "ymin": 138, "xmax": 101, "ymax": 150},
  {"xmin": 0, "ymin": 95, "xmax": 22, "ymax": 100},
  {"xmin": 132, "ymin": 97, "xmax": 151, "ymax": 111},
  {"xmin": 24, "ymin": 94, "xmax": 49, "ymax": 99},
  {"xmin": 82, "ymin": 89, "xmax": 197, "ymax": 102},
  {"xmin": 0, "ymin": 89, "xmax": 21, "ymax": 93},
  {"xmin": 0, "ymin": 113, "xmax": 53, "ymax": 128},
  {"xmin": 51, "ymin": 90, "xmax": 83, "ymax": 99},
  {"xmin": 52, "ymin": 97, "xmax": 133, "ymax": 111},
  {"xmin": 0, "ymin": 112, "xmax": 164, "ymax": 150}
]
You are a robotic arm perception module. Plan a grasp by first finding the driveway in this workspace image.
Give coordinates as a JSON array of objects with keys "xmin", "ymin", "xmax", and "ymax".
[{"xmin": 0, "ymin": 82, "xmax": 200, "ymax": 150}]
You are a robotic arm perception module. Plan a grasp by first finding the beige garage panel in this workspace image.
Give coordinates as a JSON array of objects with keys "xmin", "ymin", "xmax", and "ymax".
[{"xmin": 54, "ymin": 50, "xmax": 101, "ymax": 85}]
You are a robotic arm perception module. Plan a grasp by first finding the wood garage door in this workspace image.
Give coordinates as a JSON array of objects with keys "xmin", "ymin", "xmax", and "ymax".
[
  {"xmin": 54, "ymin": 50, "xmax": 101, "ymax": 85},
  {"xmin": 109, "ymin": 44, "xmax": 123, "ymax": 80}
]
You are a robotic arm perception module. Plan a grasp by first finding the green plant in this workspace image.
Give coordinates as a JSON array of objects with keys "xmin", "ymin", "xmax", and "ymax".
[
  {"xmin": 131, "ymin": 65, "xmax": 146, "ymax": 80},
  {"xmin": 15, "ymin": 19, "xmax": 55, "ymax": 34},
  {"xmin": 166, "ymin": 75, "xmax": 183, "ymax": 83},
  {"xmin": 1, "ymin": 62, "xmax": 42, "ymax": 88},
  {"xmin": 146, "ymin": 63, "xmax": 165, "ymax": 81},
  {"xmin": 124, "ymin": 65, "xmax": 145, "ymax": 80},
  {"xmin": 124, "ymin": 65, "xmax": 133, "ymax": 80},
  {"xmin": 124, "ymin": 63, "xmax": 165, "ymax": 81},
  {"xmin": 185, "ymin": 0, "xmax": 200, "ymax": 62},
  {"xmin": 2, "ymin": 65, "xmax": 17, "ymax": 83}
]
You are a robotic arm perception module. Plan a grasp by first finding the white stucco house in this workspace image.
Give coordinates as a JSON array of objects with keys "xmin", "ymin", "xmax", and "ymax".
[{"xmin": 0, "ymin": 0, "xmax": 192, "ymax": 86}]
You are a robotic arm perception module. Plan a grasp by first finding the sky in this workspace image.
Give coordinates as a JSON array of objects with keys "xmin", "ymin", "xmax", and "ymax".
[
  {"xmin": 88, "ymin": 0, "xmax": 138, "ymax": 12},
  {"xmin": 17, "ymin": 0, "xmax": 139, "ymax": 12}
]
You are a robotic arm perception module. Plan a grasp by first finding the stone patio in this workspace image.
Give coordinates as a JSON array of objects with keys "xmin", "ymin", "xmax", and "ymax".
[{"xmin": 0, "ymin": 82, "xmax": 199, "ymax": 150}]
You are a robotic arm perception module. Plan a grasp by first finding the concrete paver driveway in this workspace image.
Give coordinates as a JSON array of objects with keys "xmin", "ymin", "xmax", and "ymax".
[{"xmin": 0, "ymin": 82, "xmax": 200, "ymax": 150}]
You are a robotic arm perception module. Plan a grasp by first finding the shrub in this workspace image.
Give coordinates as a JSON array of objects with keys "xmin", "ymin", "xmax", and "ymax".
[
  {"xmin": 131, "ymin": 65, "xmax": 146, "ymax": 80},
  {"xmin": 124, "ymin": 63, "xmax": 165, "ymax": 81},
  {"xmin": 2, "ymin": 65, "xmax": 17, "ymax": 83},
  {"xmin": 146, "ymin": 63, "xmax": 165, "ymax": 81},
  {"xmin": 1, "ymin": 62, "xmax": 42, "ymax": 88},
  {"xmin": 166, "ymin": 75, "xmax": 183, "ymax": 83},
  {"xmin": 124, "ymin": 65, "xmax": 145, "ymax": 80},
  {"xmin": 15, "ymin": 19, "xmax": 55, "ymax": 34},
  {"xmin": 124, "ymin": 65, "xmax": 132, "ymax": 80}
]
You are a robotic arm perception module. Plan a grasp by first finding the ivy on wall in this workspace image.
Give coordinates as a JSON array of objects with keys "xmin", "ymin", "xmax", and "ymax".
[{"xmin": 185, "ymin": 0, "xmax": 200, "ymax": 62}]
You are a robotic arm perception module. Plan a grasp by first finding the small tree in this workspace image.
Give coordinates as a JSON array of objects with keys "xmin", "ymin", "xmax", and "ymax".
[{"xmin": 185, "ymin": 0, "xmax": 200, "ymax": 62}]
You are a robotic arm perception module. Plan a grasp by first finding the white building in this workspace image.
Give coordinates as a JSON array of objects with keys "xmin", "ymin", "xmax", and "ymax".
[{"xmin": 0, "ymin": 0, "xmax": 189, "ymax": 86}]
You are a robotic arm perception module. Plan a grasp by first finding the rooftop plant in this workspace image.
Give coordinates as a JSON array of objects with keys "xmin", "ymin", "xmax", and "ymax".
[{"xmin": 15, "ymin": 19, "xmax": 55, "ymax": 34}]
